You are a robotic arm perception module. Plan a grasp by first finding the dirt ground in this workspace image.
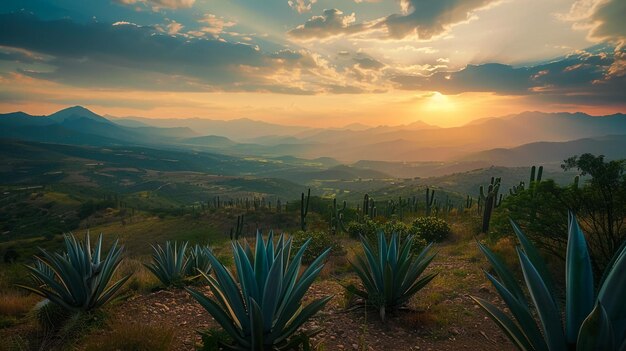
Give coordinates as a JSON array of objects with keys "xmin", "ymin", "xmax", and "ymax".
[{"xmin": 85, "ymin": 240, "xmax": 515, "ymax": 351}]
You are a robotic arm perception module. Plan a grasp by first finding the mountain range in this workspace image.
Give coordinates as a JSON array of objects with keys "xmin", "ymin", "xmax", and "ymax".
[{"xmin": 1, "ymin": 106, "xmax": 625, "ymax": 177}]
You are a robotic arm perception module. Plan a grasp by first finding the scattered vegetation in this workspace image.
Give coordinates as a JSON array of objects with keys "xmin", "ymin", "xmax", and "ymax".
[{"xmin": 0, "ymin": 152, "xmax": 624, "ymax": 350}]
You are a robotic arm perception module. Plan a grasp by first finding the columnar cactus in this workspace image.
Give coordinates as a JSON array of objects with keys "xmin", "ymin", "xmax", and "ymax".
[
  {"xmin": 300, "ymin": 188, "xmax": 310, "ymax": 231},
  {"xmin": 330, "ymin": 198, "xmax": 347, "ymax": 234},
  {"xmin": 425, "ymin": 187, "xmax": 435, "ymax": 216},
  {"xmin": 230, "ymin": 214, "xmax": 244, "ymax": 240},
  {"xmin": 479, "ymin": 177, "xmax": 501, "ymax": 233},
  {"xmin": 466, "ymin": 195, "xmax": 473, "ymax": 209}
]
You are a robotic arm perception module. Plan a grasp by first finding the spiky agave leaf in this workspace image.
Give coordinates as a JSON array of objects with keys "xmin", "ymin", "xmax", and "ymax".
[
  {"xmin": 145, "ymin": 241, "xmax": 191, "ymax": 287},
  {"xmin": 187, "ymin": 231, "xmax": 331, "ymax": 351},
  {"xmin": 473, "ymin": 212, "xmax": 626, "ymax": 350},
  {"xmin": 17, "ymin": 232, "xmax": 129, "ymax": 312},
  {"xmin": 186, "ymin": 244, "xmax": 212, "ymax": 279},
  {"xmin": 350, "ymin": 231, "xmax": 437, "ymax": 322}
]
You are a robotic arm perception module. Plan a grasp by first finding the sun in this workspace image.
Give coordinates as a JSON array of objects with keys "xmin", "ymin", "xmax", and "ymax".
[{"xmin": 423, "ymin": 91, "xmax": 457, "ymax": 113}]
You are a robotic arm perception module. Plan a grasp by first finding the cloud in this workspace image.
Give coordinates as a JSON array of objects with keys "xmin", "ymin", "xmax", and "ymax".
[
  {"xmin": 391, "ymin": 48, "xmax": 625, "ymax": 104},
  {"xmin": 116, "ymin": 0, "xmax": 195, "ymax": 10},
  {"xmin": 380, "ymin": 0, "xmax": 498, "ymax": 39},
  {"xmin": 289, "ymin": 0, "xmax": 500, "ymax": 41},
  {"xmin": 288, "ymin": 0, "xmax": 317, "ymax": 14},
  {"xmin": 193, "ymin": 14, "xmax": 236, "ymax": 37},
  {"xmin": 354, "ymin": 57, "xmax": 384, "ymax": 70},
  {"xmin": 562, "ymin": 0, "xmax": 626, "ymax": 78},
  {"xmin": 0, "ymin": 12, "xmax": 374, "ymax": 95},
  {"xmin": 287, "ymin": 9, "xmax": 365, "ymax": 40},
  {"xmin": 162, "ymin": 20, "xmax": 183, "ymax": 35}
]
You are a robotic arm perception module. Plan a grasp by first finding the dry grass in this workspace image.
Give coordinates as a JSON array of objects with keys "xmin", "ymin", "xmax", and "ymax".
[
  {"xmin": 0, "ymin": 291, "xmax": 38, "ymax": 317},
  {"xmin": 490, "ymin": 236, "xmax": 519, "ymax": 271},
  {"xmin": 115, "ymin": 258, "xmax": 160, "ymax": 294},
  {"xmin": 82, "ymin": 322, "xmax": 176, "ymax": 351}
]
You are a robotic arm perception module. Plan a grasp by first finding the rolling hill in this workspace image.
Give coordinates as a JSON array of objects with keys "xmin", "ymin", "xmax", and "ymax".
[{"xmin": 461, "ymin": 134, "xmax": 626, "ymax": 166}]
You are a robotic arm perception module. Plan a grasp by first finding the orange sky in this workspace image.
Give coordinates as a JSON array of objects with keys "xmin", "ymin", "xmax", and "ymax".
[{"xmin": 0, "ymin": 0, "xmax": 624, "ymax": 127}]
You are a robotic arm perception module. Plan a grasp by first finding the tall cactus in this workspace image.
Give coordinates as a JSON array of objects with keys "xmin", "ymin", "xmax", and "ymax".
[
  {"xmin": 425, "ymin": 187, "xmax": 435, "ymax": 216},
  {"xmin": 509, "ymin": 181, "xmax": 525, "ymax": 196},
  {"xmin": 465, "ymin": 195, "xmax": 473, "ymax": 209},
  {"xmin": 300, "ymin": 188, "xmax": 310, "ymax": 231},
  {"xmin": 362, "ymin": 193, "xmax": 370, "ymax": 222},
  {"xmin": 229, "ymin": 214, "xmax": 244, "ymax": 240},
  {"xmin": 479, "ymin": 177, "xmax": 501, "ymax": 233},
  {"xmin": 330, "ymin": 198, "xmax": 347, "ymax": 234}
]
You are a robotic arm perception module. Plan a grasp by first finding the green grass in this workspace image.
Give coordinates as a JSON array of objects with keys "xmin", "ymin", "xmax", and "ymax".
[{"xmin": 83, "ymin": 216, "xmax": 225, "ymax": 256}]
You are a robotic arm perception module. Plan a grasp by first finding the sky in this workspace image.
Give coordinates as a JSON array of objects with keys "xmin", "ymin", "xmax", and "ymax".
[{"xmin": 0, "ymin": 0, "xmax": 624, "ymax": 127}]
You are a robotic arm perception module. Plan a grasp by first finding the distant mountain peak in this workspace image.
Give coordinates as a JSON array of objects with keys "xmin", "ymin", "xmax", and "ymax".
[{"xmin": 48, "ymin": 106, "xmax": 112, "ymax": 124}]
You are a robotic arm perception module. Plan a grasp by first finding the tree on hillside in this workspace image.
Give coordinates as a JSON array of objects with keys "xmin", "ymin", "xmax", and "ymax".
[
  {"xmin": 562, "ymin": 153, "xmax": 626, "ymax": 268},
  {"xmin": 492, "ymin": 154, "xmax": 626, "ymax": 274}
]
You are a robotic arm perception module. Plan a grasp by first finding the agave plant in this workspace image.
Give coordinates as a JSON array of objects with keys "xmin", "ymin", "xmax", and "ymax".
[
  {"xmin": 349, "ymin": 232, "xmax": 438, "ymax": 321},
  {"xmin": 186, "ymin": 244, "xmax": 212, "ymax": 278},
  {"xmin": 186, "ymin": 231, "xmax": 332, "ymax": 350},
  {"xmin": 18, "ymin": 232, "xmax": 129, "ymax": 312},
  {"xmin": 473, "ymin": 212, "xmax": 626, "ymax": 350},
  {"xmin": 145, "ymin": 241, "xmax": 191, "ymax": 287}
]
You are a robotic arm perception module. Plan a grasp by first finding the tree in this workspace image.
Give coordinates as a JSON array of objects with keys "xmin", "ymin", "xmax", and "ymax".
[
  {"xmin": 492, "ymin": 154, "xmax": 626, "ymax": 275},
  {"xmin": 491, "ymin": 180, "xmax": 572, "ymax": 260},
  {"xmin": 562, "ymin": 154, "xmax": 626, "ymax": 270}
]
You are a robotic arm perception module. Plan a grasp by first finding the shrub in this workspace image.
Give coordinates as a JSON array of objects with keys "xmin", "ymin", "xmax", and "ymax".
[
  {"xmin": 381, "ymin": 220, "xmax": 427, "ymax": 254},
  {"xmin": 187, "ymin": 231, "xmax": 331, "ymax": 350},
  {"xmin": 473, "ymin": 212, "xmax": 626, "ymax": 350},
  {"xmin": 349, "ymin": 232, "xmax": 438, "ymax": 322},
  {"xmin": 412, "ymin": 217, "xmax": 450, "ymax": 242},
  {"xmin": 18, "ymin": 233, "xmax": 129, "ymax": 313},
  {"xmin": 291, "ymin": 230, "xmax": 341, "ymax": 264},
  {"xmin": 346, "ymin": 220, "xmax": 377, "ymax": 239}
]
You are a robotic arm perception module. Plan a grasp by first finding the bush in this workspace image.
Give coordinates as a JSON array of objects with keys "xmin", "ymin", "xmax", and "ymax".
[
  {"xmin": 291, "ymin": 230, "xmax": 341, "ymax": 264},
  {"xmin": 346, "ymin": 220, "xmax": 377, "ymax": 239},
  {"xmin": 411, "ymin": 217, "xmax": 450, "ymax": 242}
]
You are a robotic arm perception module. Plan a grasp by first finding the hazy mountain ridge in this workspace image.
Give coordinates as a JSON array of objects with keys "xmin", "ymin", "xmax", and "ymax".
[
  {"xmin": 462, "ymin": 134, "xmax": 626, "ymax": 166},
  {"xmin": 1, "ymin": 106, "xmax": 625, "ymax": 167}
]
